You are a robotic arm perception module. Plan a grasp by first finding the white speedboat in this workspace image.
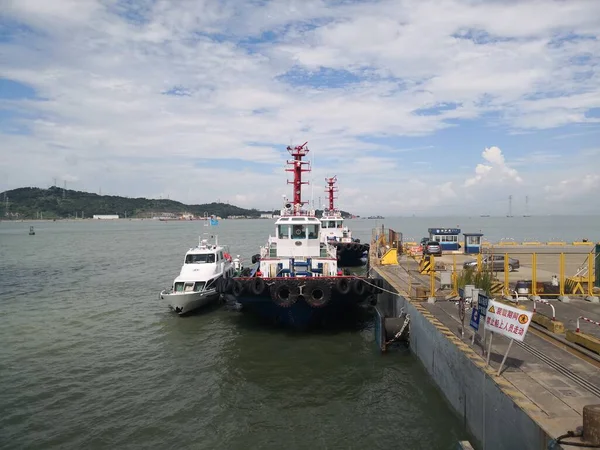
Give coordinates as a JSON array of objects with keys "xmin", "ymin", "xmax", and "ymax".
[{"xmin": 160, "ymin": 235, "xmax": 237, "ymax": 315}]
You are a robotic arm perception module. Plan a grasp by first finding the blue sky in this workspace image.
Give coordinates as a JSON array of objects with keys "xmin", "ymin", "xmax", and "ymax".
[{"xmin": 1, "ymin": 0, "xmax": 600, "ymax": 215}]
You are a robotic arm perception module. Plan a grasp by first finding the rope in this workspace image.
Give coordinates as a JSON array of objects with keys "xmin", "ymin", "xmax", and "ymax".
[
  {"xmin": 358, "ymin": 274, "xmax": 408, "ymax": 297},
  {"xmin": 550, "ymin": 429, "xmax": 600, "ymax": 448}
]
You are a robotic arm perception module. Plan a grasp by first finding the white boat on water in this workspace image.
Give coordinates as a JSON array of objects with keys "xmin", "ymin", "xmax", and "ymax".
[{"xmin": 160, "ymin": 235, "xmax": 238, "ymax": 315}]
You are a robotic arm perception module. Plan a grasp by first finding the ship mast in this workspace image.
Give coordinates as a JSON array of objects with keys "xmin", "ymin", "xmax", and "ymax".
[
  {"xmin": 325, "ymin": 176, "xmax": 338, "ymax": 211},
  {"xmin": 285, "ymin": 142, "xmax": 311, "ymax": 215}
]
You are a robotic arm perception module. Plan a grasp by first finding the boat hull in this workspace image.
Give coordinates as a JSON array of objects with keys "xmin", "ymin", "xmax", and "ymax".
[
  {"xmin": 160, "ymin": 289, "xmax": 220, "ymax": 315},
  {"xmin": 330, "ymin": 242, "xmax": 369, "ymax": 267},
  {"xmin": 220, "ymin": 276, "xmax": 382, "ymax": 329}
]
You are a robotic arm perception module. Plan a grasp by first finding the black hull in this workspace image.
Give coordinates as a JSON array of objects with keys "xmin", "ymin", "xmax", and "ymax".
[
  {"xmin": 331, "ymin": 242, "xmax": 369, "ymax": 267},
  {"xmin": 218, "ymin": 276, "xmax": 383, "ymax": 329}
]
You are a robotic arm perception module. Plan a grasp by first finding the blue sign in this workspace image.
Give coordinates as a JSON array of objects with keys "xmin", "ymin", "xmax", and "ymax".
[
  {"xmin": 478, "ymin": 293, "xmax": 489, "ymax": 317},
  {"xmin": 470, "ymin": 307, "xmax": 480, "ymax": 330}
]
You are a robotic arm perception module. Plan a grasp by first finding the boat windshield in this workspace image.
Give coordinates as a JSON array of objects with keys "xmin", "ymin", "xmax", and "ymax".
[{"xmin": 185, "ymin": 253, "xmax": 215, "ymax": 264}]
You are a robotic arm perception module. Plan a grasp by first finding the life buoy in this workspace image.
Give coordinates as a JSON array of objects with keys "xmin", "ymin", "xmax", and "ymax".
[
  {"xmin": 270, "ymin": 282, "xmax": 298, "ymax": 307},
  {"xmin": 232, "ymin": 280, "xmax": 243, "ymax": 296},
  {"xmin": 352, "ymin": 278, "xmax": 367, "ymax": 296},
  {"xmin": 250, "ymin": 277, "xmax": 266, "ymax": 295},
  {"xmin": 335, "ymin": 277, "xmax": 351, "ymax": 295},
  {"xmin": 305, "ymin": 282, "xmax": 331, "ymax": 308}
]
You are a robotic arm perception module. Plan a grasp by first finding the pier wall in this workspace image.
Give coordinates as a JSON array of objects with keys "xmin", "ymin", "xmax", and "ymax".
[{"xmin": 375, "ymin": 270, "xmax": 552, "ymax": 450}]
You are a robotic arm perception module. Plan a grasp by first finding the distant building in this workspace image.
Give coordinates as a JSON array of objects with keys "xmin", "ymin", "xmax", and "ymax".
[
  {"xmin": 260, "ymin": 213, "xmax": 273, "ymax": 219},
  {"xmin": 93, "ymin": 214, "xmax": 119, "ymax": 220}
]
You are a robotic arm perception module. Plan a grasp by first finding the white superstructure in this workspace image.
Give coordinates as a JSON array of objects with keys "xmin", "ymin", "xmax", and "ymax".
[{"xmin": 258, "ymin": 202, "xmax": 338, "ymax": 277}]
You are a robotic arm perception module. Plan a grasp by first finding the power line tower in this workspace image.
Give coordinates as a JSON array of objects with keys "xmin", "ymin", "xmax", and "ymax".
[
  {"xmin": 63, "ymin": 180, "xmax": 66, "ymax": 199},
  {"xmin": 53, "ymin": 177, "xmax": 57, "ymax": 187}
]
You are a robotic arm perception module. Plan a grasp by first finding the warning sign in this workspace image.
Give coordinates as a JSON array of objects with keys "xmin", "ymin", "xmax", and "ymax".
[{"xmin": 484, "ymin": 300, "xmax": 533, "ymax": 342}]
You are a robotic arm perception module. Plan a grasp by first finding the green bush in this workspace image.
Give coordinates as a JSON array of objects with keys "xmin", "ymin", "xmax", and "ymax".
[{"xmin": 457, "ymin": 266, "xmax": 495, "ymax": 297}]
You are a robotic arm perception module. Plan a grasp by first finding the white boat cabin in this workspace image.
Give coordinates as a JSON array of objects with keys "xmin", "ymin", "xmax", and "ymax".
[
  {"xmin": 173, "ymin": 238, "xmax": 234, "ymax": 293},
  {"xmin": 259, "ymin": 210, "xmax": 338, "ymax": 277},
  {"xmin": 320, "ymin": 210, "xmax": 353, "ymax": 243}
]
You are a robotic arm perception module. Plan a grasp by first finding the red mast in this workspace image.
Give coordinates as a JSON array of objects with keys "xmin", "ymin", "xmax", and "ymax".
[
  {"xmin": 285, "ymin": 142, "xmax": 311, "ymax": 213},
  {"xmin": 325, "ymin": 176, "xmax": 338, "ymax": 211}
]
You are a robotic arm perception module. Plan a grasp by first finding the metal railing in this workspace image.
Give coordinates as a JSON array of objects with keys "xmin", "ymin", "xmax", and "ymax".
[
  {"xmin": 576, "ymin": 316, "xmax": 600, "ymax": 333},
  {"xmin": 532, "ymin": 298, "xmax": 555, "ymax": 321}
]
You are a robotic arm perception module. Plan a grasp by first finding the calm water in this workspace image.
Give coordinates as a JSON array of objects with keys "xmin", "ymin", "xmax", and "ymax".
[{"xmin": 2, "ymin": 216, "xmax": 595, "ymax": 449}]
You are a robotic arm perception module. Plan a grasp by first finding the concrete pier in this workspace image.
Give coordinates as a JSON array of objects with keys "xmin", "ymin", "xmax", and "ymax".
[{"xmin": 371, "ymin": 235, "xmax": 600, "ymax": 450}]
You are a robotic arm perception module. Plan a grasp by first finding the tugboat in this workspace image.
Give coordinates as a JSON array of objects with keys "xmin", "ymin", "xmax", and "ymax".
[
  {"xmin": 320, "ymin": 176, "xmax": 368, "ymax": 267},
  {"xmin": 220, "ymin": 142, "xmax": 382, "ymax": 329}
]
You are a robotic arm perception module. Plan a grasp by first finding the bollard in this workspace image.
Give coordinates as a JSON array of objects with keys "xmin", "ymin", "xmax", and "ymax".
[{"xmin": 583, "ymin": 404, "xmax": 600, "ymax": 446}]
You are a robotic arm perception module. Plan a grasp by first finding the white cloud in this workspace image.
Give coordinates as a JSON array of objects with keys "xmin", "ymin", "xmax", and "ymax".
[
  {"xmin": 544, "ymin": 174, "xmax": 600, "ymax": 200},
  {"xmin": 464, "ymin": 146, "xmax": 522, "ymax": 187},
  {"xmin": 1, "ymin": 0, "xmax": 600, "ymax": 215}
]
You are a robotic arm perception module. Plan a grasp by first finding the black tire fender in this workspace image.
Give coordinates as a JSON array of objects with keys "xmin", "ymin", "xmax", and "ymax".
[
  {"xmin": 232, "ymin": 280, "xmax": 243, "ymax": 296},
  {"xmin": 352, "ymin": 278, "xmax": 367, "ymax": 296},
  {"xmin": 270, "ymin": 282, "xmax": 298, "ymax": 307},
  {"xmin": 250, "ymin": 277, "xmax": 266, "ymax": 295},
  {"xmin": 305, "ymin": 282, "xmax": 331, "ymax": 308},
  {"xmin": 335, "ymin": 277, "xmax": 351, "ymax": 295}
]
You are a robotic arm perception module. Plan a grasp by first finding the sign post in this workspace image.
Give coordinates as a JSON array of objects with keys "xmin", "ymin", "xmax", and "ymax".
[
  {"xmin": 478, "ymin": 293, "xmax": 489, "ymax": 354},
  {"xmin": 483, "ymin": 300, "xmax": 533, "ymax": 376},
  {"xmin": 458, "ymin": 288, "xmax": 465, "ymax": 337}
]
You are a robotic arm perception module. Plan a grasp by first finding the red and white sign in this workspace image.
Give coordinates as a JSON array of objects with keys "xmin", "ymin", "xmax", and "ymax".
[{"xmin": 484, "ymin": 300, "xmax": 533, "ymax": 342}]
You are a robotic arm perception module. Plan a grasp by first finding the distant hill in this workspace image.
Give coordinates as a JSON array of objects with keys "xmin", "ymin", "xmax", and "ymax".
[
  {"xmin": 0, "ymin": 187, "xmax": 263, "ymax": 219},
  {"xmin": 0, "ymin": 186, "xmax": 356, "ymax": 219}
]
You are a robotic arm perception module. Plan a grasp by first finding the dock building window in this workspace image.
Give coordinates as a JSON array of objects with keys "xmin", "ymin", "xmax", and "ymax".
[{"xmin": 435, "ymin": 235, "xmax": 458, "ymax": 243}]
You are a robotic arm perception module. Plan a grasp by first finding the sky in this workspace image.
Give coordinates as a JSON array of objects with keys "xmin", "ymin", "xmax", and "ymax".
[{"xmin": 1, "ymin": 0, "xmax": 599, "ymax": 216}]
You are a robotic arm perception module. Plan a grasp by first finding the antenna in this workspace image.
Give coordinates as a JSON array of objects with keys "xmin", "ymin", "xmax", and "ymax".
[
  {"xmin": 325, "ymin": 175, "xmax": 338, "ymax": 211},
  {"xmin": 310, "ymin": 148, "xmax": 315, "ymax": 208},
  {"xmin": 285, "ymin": 142, "xmax": 311, "ymax": 214}
]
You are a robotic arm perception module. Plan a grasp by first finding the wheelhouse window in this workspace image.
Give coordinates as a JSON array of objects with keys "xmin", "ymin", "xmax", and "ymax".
[
  {"xmin": 278, "ymin": 224, "xmax": 291, "ymax": 239},
  {"xmin": 306, "ymin": 224, "xmax": 320, "ymax": 239},
  {"xmin": 292, "ymin": 224, "xmax": 306, "ymax": 239},
  {"xmin": 185, "ymin": 253, "xmax": 215, "ymax": 264},
  {"xmin": 322, "ymin": 220, "xmax": 341, "ymax": 229}
]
